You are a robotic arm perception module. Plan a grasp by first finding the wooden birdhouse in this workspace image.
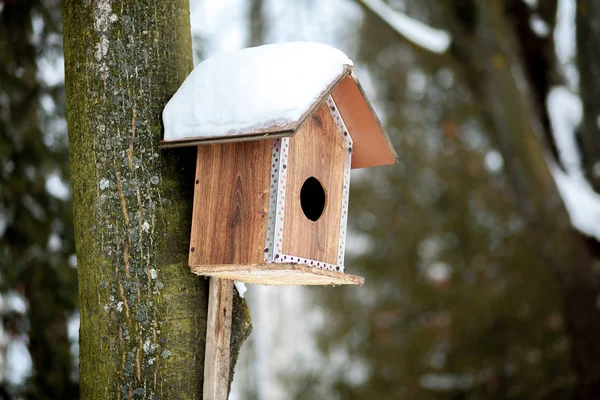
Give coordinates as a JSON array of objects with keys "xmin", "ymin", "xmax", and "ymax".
[{"xmin": 160, "ymin": 42, "xmax": 397, "ymax": 286}]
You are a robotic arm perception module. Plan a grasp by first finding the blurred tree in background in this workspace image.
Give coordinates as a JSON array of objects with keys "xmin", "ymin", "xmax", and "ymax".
[
  {"xmin": 284, "ymin": 0, "xmax": 600, "ymax": 399},
  {"xmin": 0, "ymin": 0, "xmax": 78, "ymax": 399}
]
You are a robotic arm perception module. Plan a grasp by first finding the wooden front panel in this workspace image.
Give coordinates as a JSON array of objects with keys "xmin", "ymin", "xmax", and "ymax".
[
  {"xmin": 189, "ymin": 140, "xmax": 272, "ymax": 266},
  {"xmin": 282, "ymin": 102, "xmax": 346, "ymax": 264}
]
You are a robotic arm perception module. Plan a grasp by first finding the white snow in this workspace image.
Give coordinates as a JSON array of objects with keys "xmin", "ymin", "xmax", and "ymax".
[
  {"xmin": 523, "ymin": 0, "xmax": 539, "ymax": 8},
  {"xmin": 5, "ymin": 292, "xmax": 27, "ymax": 314},
  {"xmin": 67, "ymin": 313, "xmax": 80, "ymax": 370},
  {"xmin": 551, "ymin": 165, "xmax": 600, "ymax": 239},
  {"xmin": 6, "ymin": 340, "xmax": 31, "ymax": 385},
  {"xmin": 234, "ymin": 281, "xmax": 247, "ymax": 298},
  {"xmin": 36, "ymin": 56, "xmax": 64, "ymax": 87},
  {"xmin": 162, "ymin": 42, "xmax": 352, "ymax": 142},
  {"xmin": 554, "ymin": 0, "xmax": 578, "ymax": 88},
  {"xmin": 547, "ymin": 86, "xmax": 600, "ymax": 240},
  {"xmin": 547, "ymin": 87, "xmax": 582, "ymax": 170},
  {"xmin": 425, "ymin": 261, "xmax": 452, "ymax": 283},
  {"xmin": 544, "ymin": 3, "xmax": 600, "ymax": 239},
  {"xmin": 46, "ymin": 173, "xmax": 70, "ymax": 200},
  {"xmin": 47, "ymin": 233, "xmax": 62, "ymax": 252},
  {"xmin": 530, "ymin": 15, "xmax": 550, "ymax": 37},
  {"xmin": 484, "ymin": 150, "xmax": 504, "ymax": 173},
  {"xmin": 68, "ymin": 254, "xmax": 77, "ymax": 268},
  {"xmin": 554, "ymin": 0, "xmax": 576, "ymax": 66},
  {"xmin": 359, "ymin": 0, "xmax": 451, "ymax": 54},
  {"xmin": 346, "ymin": 231, "xmax": 374, "ymax": 257}
]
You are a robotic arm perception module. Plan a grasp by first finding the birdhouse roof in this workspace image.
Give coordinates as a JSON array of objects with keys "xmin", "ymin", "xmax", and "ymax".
[{"xmin": 161, "ymin": 42, "xmax": 397, "ymax": 169}]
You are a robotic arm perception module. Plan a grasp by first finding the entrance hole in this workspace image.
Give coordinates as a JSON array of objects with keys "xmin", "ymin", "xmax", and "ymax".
[{"xmin": 300, "ymin": 177, "xmax": 326, "ymax": 222}]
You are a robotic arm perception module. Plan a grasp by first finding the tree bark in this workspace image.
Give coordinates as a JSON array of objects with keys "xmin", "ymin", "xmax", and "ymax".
[
  {"xmin": 576, "ymin": 1, "xmax": 600, "ymax": 191},
  {"xmin": 62, "ymin": 1, "xmax": 251, "ymax": 398}
]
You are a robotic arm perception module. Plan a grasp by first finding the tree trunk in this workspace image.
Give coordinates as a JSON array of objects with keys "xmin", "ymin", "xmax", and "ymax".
[
  {"xmin": 576, "ymin": 0, "xmax": 600, "ymax": 192},
  {"xmin": 62, "ymin": 1, "xmax": 251, "ymax": 398}
]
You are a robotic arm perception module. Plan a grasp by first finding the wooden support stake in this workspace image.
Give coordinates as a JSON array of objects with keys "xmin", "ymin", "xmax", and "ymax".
[{"xmin": 203, "ymin": 278, "xmax": 234, "ymax": 400}]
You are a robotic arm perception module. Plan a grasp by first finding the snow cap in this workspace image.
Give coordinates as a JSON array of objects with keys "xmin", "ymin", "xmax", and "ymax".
[
  {"xmin": 162, "ymin": 42, "xmax": 352, "ymax": 142},
  {"xmin": 161, "ymin": 41, "xmax": 397, "ymax": 169}
]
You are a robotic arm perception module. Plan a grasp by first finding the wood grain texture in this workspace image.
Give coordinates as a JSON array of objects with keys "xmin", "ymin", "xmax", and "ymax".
[
  {"xmin": 189, "ymin": 140, "xmax": 272, "ymax": 266},
  {"xmin": 203, "ymin": 278, "xmax": 234, "ymax": 400},
  {"xmin": 331, "ymin": 74, "xmax": 398, "ymax": 169},
  {"xmin": 282, "ymin": 102, "xmax": 346, "ymax": 264},
  {"xmin": 191, "ymin": 263, "xmax": 364, "ymax": 285}
]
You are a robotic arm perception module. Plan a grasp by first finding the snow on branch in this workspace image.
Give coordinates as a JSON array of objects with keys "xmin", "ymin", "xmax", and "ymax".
[
  {"xmin": 547, "ymin": 86, "xmax": 600, "ymax": 240},
  {"xmin": 547, "ymin": 87, "xmax": 582, "ymax": 171},
  {"xmin": 358, "ymin": 0, "xmax": 451, "ymax": 54},
  {"xmin": 551, "ymin": 165, "xmax": 600, "ymax": 240}
]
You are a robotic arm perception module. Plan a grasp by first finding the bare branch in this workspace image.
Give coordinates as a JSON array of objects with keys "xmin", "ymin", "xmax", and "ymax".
[{"xmin": 356, "ymin": 0, "xmax": 451, "ymax": 54}]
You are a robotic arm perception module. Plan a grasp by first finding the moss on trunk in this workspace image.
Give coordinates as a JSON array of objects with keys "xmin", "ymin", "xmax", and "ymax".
[{"xmin": 62, "ymin": 1, "xmax": 250, "ymax": 398}]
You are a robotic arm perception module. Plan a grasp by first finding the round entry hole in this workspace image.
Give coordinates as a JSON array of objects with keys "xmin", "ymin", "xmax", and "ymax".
[{"xmin": 300, "ymin": 177, "xmax": 326, "ymax": 221}]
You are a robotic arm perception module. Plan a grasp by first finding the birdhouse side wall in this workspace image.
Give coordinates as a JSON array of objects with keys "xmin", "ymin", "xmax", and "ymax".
[
  {"xmin": 279, "ymin": 101, "xmax": 348, "ymax": 266},
  {"xmin": 188, "ymin": 140, "xmax": 272, "ymax": 267}
]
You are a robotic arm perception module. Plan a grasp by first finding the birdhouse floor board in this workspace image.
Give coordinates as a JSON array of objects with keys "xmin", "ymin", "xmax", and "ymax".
[{"xmin": 189, "ymin": 263, "xmax": 364, "ymax": 286}]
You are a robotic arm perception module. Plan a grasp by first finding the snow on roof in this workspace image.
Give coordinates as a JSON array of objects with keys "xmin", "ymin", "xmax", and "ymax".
[{"xmin": 162, "ymin": 42, "xmax": 353, "ymax": 142}]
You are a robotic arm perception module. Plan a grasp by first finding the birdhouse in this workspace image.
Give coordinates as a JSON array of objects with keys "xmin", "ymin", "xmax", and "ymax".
[{"xmin": 160, "ymin": 42, "xmax": 397, "ymax": 286}]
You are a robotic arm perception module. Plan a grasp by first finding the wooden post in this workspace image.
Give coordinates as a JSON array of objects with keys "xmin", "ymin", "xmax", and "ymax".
[{"xmin": 203, "ymin": 278, "xmax": 234, "ymax": 400}]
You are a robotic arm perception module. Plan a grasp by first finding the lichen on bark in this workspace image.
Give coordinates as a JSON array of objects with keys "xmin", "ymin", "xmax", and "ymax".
[{"xmin": 62, "ymin": 1, "xmax": 251, "ymax": 398}]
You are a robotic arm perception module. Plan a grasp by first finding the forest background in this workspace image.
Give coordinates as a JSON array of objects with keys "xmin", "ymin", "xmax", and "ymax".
[{"xmin": 2, "ymin": 0, "xmax": 600, "ymax": 399}]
